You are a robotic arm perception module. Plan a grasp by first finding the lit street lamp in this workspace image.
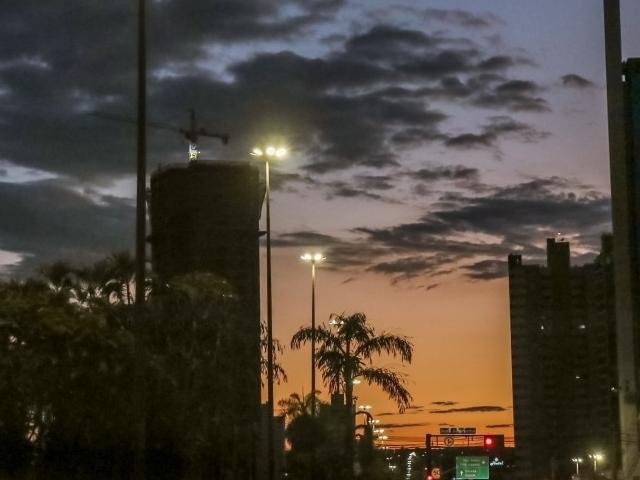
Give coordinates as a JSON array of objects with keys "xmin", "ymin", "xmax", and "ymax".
[
  {"xmin": 301, "ymin": 252, "xmax": 325, "ymax": 416},
  {"xmin": 251, "ymin": 144, "xmax": 286, "ymax": 480},
  {"xmin": 571, "ymin": 457, "xmax": 583, "ymax": 477},
  {"xmin": 588, "ymin": 453, "xmax": 604, "ymax": 473}
]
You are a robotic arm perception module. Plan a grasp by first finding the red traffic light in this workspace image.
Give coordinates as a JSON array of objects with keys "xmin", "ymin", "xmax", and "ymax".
[{"xmin": 484, "ymin": 436, "xmax": 495, "ymax": 447}]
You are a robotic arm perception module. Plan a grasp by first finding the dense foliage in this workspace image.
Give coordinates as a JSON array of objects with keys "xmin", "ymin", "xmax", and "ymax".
[{"xmin": 0, "ymin": 254, "xmax": 262, "ymax": 480}]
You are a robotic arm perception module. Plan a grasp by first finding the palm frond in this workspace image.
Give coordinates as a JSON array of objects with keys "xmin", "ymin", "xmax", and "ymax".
[
  {"xmin": 291, "ymin": 325, "xmax": 340, "ymax": 351},
  {"xmin": 355, "ymin": 333, "xmax": 413, "ymax": 363},
  {"xmin": 359, "ymin": 367, "xmax": 412, "ymax": 412}
]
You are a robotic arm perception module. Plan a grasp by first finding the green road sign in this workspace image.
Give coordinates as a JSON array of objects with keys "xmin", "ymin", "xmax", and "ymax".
[{"xmin": 456, "ymin": 456, "xmax": 490, "ymax": 480}]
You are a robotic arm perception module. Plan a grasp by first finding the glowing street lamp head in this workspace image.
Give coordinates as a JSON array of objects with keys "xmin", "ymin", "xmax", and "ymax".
[
  {"xmin": 301, "ymin": 252, "xmax": 325, "ymax": 263},
  {"xmin": 251, "ymin": 145, "xmax": 287, "ymax": 159}
]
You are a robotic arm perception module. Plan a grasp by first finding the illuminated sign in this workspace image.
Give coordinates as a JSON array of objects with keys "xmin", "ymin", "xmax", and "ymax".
[
  {"xmin": 489, "ymin": 458, "xmax": 504, "ymax": 467},
  {"xmin": 440, "ymin": 427, "xmax": 476, "ymax": 435},
  {"xmin": 456, "ymin": 456, "xmax": 489, "ymax": 480}
]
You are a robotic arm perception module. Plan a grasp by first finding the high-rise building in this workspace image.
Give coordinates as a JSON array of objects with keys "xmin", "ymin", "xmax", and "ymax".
[
  {"xmin": 509, "ymin": 237, "xmax": 618, "ymax": 480},
  {"xmin": 149, "ymin": 160, "xmax": 264, "ymax": 478}
]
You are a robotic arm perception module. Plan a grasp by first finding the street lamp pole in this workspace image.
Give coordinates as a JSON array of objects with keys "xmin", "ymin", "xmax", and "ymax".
[
  {"xmin": 301, "ymin": 253, "xmax": 325, "ymax": 416},
  {"xmin": 133, "ymin": 1, "xmax": 147, "ymax": 479},
  {"xmin": 252, "ymin": 146, "xmax": 286, "ymax": 480},
  {"xmin": 572, "ymin": 458, "xmax": 583, "ymax": 477},
  {"xmin": 589, "ymin": 453, "xmax": 603, "ymax": 473},
  {"xmin": 265, "ymin": 156, "xmax": 274, "ymax": 480}
]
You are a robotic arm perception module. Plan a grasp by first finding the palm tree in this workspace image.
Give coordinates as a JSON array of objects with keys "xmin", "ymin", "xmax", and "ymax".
[
  {"xmin": 278, "ymin": 391, "xmax": 323, "ymax": 419},
  {"xmin": 291, "ymin": 312, "xmax": 413, "ymax": 477}
]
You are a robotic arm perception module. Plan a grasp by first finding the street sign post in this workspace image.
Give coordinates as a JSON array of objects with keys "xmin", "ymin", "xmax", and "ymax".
[{"xmin": 456, "ymin": 456, "xmax": 490, "ymax": 480}]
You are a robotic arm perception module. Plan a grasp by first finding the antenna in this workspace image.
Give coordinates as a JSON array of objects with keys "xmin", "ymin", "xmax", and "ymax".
[{"xmin": 90, "ymin": 109, "xmax": 229, "ymax": 161}]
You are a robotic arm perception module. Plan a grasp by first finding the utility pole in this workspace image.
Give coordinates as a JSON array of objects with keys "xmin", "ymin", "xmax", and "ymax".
[
  {"xmin": 133, "ymin": 0, "xmax": 147, "ymax": 479},
  {"xmin": 603, "ymin": 1, "xmax": 637, "ymax": 479}
]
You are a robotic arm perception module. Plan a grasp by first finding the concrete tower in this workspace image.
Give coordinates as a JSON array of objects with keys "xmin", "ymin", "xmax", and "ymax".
[{"xmin": 149, "ymin": 159, "xmax": 263, "ymax": 477}]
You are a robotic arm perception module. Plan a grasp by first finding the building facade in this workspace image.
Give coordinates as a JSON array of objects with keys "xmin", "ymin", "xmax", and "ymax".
[{"xmin": 509, "ymin": 237, "xmax": 618, "ymax": 480}]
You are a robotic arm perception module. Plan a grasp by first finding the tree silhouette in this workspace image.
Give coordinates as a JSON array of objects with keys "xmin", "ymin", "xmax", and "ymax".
[
  {"xmin": 290, "ymin": 312, "xmax": 413, "ymax": 478},
  {"xmin": 278, "ymin": 391, "xmax": 324, "ymax": 419}
]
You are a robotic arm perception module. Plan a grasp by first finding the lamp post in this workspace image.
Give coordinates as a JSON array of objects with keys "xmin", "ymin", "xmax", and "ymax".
[
  {"xmin": 133, "ymin": 2, "xmax": 147, "ymax": 479},
  {"xmin": 571, "ymin": 457, "xmax": 583, "ymax": 477},
  {"xmin": 251, "ymin": 145, "xmax": 286, "ymax": 480},
  {"xmin": 588, "ymin": 453, "xmax": 603, "ymax": 473},
  {"xmin": 301, "ymin": 252, "xmax": 325, "ymax": 416}
]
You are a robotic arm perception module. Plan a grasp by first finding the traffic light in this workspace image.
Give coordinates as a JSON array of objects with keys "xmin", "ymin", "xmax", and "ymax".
[{"xmin": 483, "ymin": 435, "xmax": 504, "ymax": 450}]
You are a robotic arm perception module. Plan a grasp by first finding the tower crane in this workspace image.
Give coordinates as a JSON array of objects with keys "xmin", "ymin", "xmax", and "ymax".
[{"xmin": 90, "ymin": 108, "xmax": 229, "ymax": 161}]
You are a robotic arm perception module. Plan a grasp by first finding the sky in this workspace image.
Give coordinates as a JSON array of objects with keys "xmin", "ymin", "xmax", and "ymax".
[{"xmin": 1, "ymin": 0, "xmax": 639, "ymax": 447}]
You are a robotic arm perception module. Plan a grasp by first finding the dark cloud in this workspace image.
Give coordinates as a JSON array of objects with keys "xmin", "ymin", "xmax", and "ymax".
[
  {"xmin": 269, "ymin": 173, "xmax": 610, "ymax": 288},
  {"xmin": 0, "ymin": 6, "xmax": 560, "ymax": 271},
  {"xmin": 355, "ymin": 176, "xmax": 611, "ymax": 281},
  {"xmin": 368, "ymin": 255, "xmax": 456, "ymax": 284},
  {"xmin": 431, "ymin": 401, "xmax": 458, "ymax": 406},
  {"xmin": 345, "ymin": 25, "xmax": 440, "ymax": 60},
  {"xmin": 477, "ymin": 55, "xmax": 517, "ymax": 70},
  {"xmin": 463, "ymin": 259, "xmax": 508, "ymax": 280},
  {"xmin": 355, "ymin": 175, "xmax": 395, "ymax": 191},
  {"xmin": 486, "ymin": 424, "xmax": 513, "ymax": 429},
  {"xmin": 429, "ymin": 405, "xmax": 506, "ymax": 414},
  {"xmin": 324, "ymin": 181, "xmax": 386, "ymax": 201},
  {"xmin": 1, "ymin": 8, "xmax": 547, "ymax": 183},
  {"xmin": 473, "ymin": 80, "xmax": 549, "ymax": 112},
  {"xmin": 0, "ymin": 179, "xmax": 134, "ymax": 277},
  {"xmin": 272, "ymin": 231, "xmax": 388, "ymax": 269},
  {"xmin": 379, "ymin": 422, "xmax": 430, "ymax": 429},
  {"xmin": 270, "ymin": 170, "xmax": 316, "ymax": 192},
  {"xmin": 444, "ymin": 116, "xmax": 549, "ymax": 151},
  {"xmin": 405, "ymin": 166, "xmax": 479, "ymax": 183},
  {"xmin": 561, "ymin": 73, "xmax": 595, "ymax": 89},
  {"xmin": 422, "ymin": 8, "xmax": 503, "ymax": 29}
]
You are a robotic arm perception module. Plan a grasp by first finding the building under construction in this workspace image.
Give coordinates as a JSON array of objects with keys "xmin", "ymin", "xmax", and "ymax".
[{"xmin": 149, "ymin": 159, "xmax": 263, "ymax": 477}]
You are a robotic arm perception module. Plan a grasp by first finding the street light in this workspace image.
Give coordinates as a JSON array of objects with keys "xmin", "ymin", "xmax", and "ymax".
[
  {"xmin": 251, "ymin": 144, "xmax": 287, "ymax": 480},
  {"xmin": 588, "ymin": 453, "xmax": 604, "ymax": 472},
  {"xmin": 571, "ymin": 457, "xmax": 583, "ymax": 476},
  {"xmin": 301, "ymin": 252, "xmax": 325, "ymax": 416}
]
